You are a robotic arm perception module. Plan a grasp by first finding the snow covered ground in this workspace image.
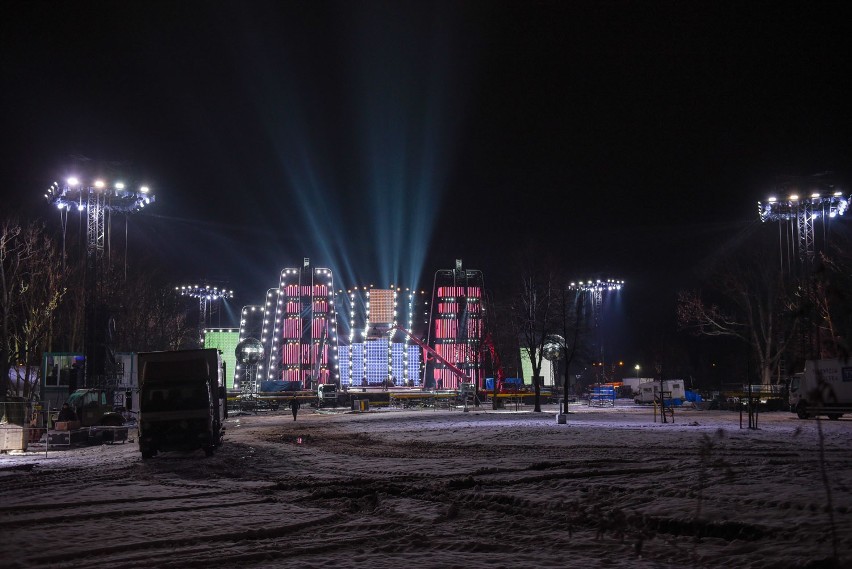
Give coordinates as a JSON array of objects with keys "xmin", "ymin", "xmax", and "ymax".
[{"xmin": 1, "ymin": 401, "xmax": 850, "ymax": 568}]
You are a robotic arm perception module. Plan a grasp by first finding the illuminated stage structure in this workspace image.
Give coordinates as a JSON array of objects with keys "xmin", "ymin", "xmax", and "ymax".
[
  {"xmin": 242, "ymin": 259, "xmax": 340, "ymax": 393},
  {"xmin": 570, "ymin": 278, "xmax": 624, "ymax": 382},
  {"xmin": 337, "ymin": 287, "xmax": 428, "ymax": 388},
  {"xmin": 426, "ymin": 260, "xmax": 485, "ymax": 391},
  {"xmin": 236, "ymin": 258, "xmax": 487, "ymax": 395},
  {"xmin": 45, "ymin": 176, "xmax": 154, "ymax": 386}
]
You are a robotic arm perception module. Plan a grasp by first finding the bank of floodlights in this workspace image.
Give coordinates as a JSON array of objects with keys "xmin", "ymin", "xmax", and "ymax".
[
  {"xmin": 177, "ymin": 285, "xmax": 234, "ymax": 339},
  {"xmin": 569, "ymin": 278, "xmax": 625, "ymax": 292},
  {"xmin": 45, "ymin": 176, "xmax": 155, "ymax": 256},
  {"xmin": 176, "ymin": 285, "xmax": 234, "ymax": 302},
  {"xmin": 758, "ymin": 191, "xmax": 849, "ymax": 222},
  {"xmin": 45, "ymin": 177, "xmax": 154, "ymax": 213},
  {"xmin": 758, "ymin": 185, "xmax": 850, "ymax": 269},
  {"xmin": 568, "ymin": 278, "xmax": 624, "ymax": 319}
]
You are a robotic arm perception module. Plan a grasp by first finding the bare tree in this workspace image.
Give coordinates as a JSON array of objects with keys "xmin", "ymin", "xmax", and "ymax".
[
  {"xmin": 107, "ymin": 262, "xmax": 194, "ymax": 352},
  {"xmin": 554, "ymin": 280, "xmax": 588, "ymax": 407},
  {"xmin": 510, "ymin": 250, "xmax": 558, "ymax": 412},
  {"xmin": 1, "ymin": 219, "xmax": 67, "ymax": 401},
  {"xmin": 677, "ymin": 235, "xmax": 800, "ymax": 385},
  {"xmin": 480, "ymin": 290, "xmax": 518, "ymax": 409},
  {"xmin": 810, "ymin": 239, "xmax": 852, "ymax": 359}
]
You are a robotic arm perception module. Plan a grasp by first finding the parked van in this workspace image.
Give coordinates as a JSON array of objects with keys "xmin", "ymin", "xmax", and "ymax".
[{"xmin": 633, "ymin": 380, "xmax": 686, "ymax": 404}]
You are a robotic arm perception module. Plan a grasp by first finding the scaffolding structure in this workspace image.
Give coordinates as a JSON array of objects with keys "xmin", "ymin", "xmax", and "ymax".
[
  {"xmin": 758, "ymin": 175, "xmax": 850, "ymax": 357},
  {"xmin": 44, "ymin": 177, "xmax": 154, "ymax": 386}
]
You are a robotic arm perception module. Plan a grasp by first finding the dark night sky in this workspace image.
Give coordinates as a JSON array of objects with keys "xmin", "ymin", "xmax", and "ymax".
[{"xmin": 2, "ymin": 1, "xmax": 851, "ymax": 363}]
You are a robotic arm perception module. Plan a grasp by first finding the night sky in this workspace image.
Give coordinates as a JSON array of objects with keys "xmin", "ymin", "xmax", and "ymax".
[{"xmin": 2, "ymin": 1, "xmax": 851, "ymax": 363}]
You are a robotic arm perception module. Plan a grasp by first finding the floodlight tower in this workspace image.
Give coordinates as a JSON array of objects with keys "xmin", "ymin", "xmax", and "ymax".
[
  {"xmin": 44, "ymin": 177, "xmax": 154, "ymax": 386},
  {"xmin": 758, "ymin": 176, "xmax": 850, "ymax": 358},
  {"xmin": 177, "ymin": 285, "xmax": 234, "ymax": 344},
  {"xmin": 758, "ymin": 181, "xmax": 849, "ymax": 275},
  {"xmin": 570, "ymin": 278, "xmax": 624, "ymax": 382}
]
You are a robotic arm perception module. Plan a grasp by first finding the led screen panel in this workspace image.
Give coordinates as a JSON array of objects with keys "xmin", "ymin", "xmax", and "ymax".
[
  {"xmin": 369, "ymin": 289, "xmax": 395, "ymax": 324},
  {"xmin": 204, "ymin": 329, "xmax": 240, "ymax": 388}
]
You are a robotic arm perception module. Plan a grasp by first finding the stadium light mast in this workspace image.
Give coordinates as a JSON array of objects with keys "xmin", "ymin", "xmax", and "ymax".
[
  {"xmin": 569, "ymin": 278, "xmax": 624, "ymax": 382},
  {"xmin": 44, "ymin": 177, "xmax": 154, "ymax": 387},
  {"xmin": 177, "ymin": 285, "xmax": 234, "ymax": 345},
  {"xmin": 758, "ymin": 175, "xmax": 849, "ymax": 359},
  {"xmin": 758, "ymin": 176, "xmax": 849, "ymax": 275}
]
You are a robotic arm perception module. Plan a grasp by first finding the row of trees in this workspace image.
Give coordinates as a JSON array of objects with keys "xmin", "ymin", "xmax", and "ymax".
[
  {"xmin": 1, "ymin": 216, "xmax": 196, "ymax": 402},
  {"xmin": 482, "ymin": 222, "xmax": 852, "ymax": 413},
  {"xmin": 4, "ymin": 211, "xmax": 851, "ymax": 408},
  {"xmin": 676, "ymin": 224, "xmax": 852, "ymax": 388}
]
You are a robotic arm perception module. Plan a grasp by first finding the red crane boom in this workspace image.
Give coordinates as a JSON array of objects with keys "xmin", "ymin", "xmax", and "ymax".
[{"xmin": 391, "ymin": 326, "xmax": 472, "ymax": 385}]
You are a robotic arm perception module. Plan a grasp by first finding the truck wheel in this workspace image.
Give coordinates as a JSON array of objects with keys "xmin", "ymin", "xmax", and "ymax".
[
  {"xmin": 827, "ymin": 413, "xmax": 842, "ymax": 421},
  {"xmin": 796, "ymin": 403, "xmax": 810, "ymax": 420}
]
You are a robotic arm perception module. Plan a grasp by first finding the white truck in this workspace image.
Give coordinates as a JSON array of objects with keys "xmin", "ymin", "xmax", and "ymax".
[
  {"xmin": 633, "ymin": 379, "xmax": 686, "ymax": 404},
  {"xmin": 789, "ymin": 357, "xmax": 852, "ymax": 420}
]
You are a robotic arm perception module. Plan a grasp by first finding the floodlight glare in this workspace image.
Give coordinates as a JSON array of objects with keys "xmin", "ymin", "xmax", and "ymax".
[
  {"xmin": 140, "ymin": 186, "xmax": 149, "ymax": 193},
  {"xmin": 94, "ymin": 180, "xmax": 105, "ymax": 188},
  {"xmin": 115, "ymin": 182, "xmax": 125, "ymax": 189},
  {"xmin": 67, "ymin": 177, "xmax": 79, "ymax": 186}
]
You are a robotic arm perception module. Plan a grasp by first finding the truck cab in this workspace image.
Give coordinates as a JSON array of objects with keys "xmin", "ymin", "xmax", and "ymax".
[
  {"xmin": 317, "ymin": 383, "xmax": 338, "ymax": 407},
  {"xmin": 790, "ymin": 359, "xmax": 852, "ymax": 420}
]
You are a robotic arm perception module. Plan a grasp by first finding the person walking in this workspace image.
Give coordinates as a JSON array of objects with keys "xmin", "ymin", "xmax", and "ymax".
[{"xmin": 289, "ymin": 396, "xmax": 300, "ymax": 421}]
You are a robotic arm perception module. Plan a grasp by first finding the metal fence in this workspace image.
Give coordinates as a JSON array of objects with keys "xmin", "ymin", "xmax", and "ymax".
[{"xmin": 0, "ymin": 399, "xmax": 69, "ymax": 455}]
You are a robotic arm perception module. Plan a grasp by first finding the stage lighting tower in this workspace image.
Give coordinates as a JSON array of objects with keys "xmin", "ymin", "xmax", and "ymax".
[
  {"xmin": 44, "ymin": 177, "xmax": 154, "ymax": 386},
  {"xmin": 758, "ymin": 175, "xmax": 849, "ymax": 358},
  {"xmin": 177, "ymin": 285, "xmax": 234, "ymax": 344},
  {"xmin": 570, "ymin": 278, "xmax": 624, "ymax": 381},
  {"xmin": 758, "ymin": 176, "xmax": 849, "ymax": 274}
]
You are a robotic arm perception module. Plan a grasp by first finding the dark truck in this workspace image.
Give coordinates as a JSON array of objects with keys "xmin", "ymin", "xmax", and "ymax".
[{"xmin": 137, "ymin": 349, "xmax": 227, "ymax": 458}]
